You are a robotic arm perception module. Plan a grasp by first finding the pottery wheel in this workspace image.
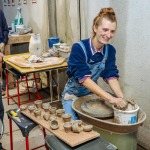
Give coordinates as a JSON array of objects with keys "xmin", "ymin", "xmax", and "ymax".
[{"xmin": 81, "ymin": 99, "xmax": 114, "ymax": 118}]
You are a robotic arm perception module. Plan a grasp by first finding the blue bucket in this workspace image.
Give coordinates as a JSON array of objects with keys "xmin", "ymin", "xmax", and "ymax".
[{"xmin": 48, "ymin": 37, "xmax": 60, "ymax": 48}]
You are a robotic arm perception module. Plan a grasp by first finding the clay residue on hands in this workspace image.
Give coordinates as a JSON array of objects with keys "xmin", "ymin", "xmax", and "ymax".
[{"xmin": 114, "ymin": 99, "xmax": 136, "ymax": 111}]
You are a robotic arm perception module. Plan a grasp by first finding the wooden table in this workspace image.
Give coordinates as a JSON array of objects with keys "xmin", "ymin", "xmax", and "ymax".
[
  {"xmin": 5, "ymin": 34, "xmax": 31, "ymax": 55},
  {"xmin": 3, "ymin": 53, "xmax": 68, "ymax": 102},
  {"xmin": 21, "ymin": 108, "xmax": 100, "ymax": 147}
]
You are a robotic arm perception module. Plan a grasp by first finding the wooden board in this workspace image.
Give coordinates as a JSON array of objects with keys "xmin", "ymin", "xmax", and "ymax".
[
  {"xmin": 21, "ymin": 109, "xmax": 100, "ymax": 147},
  {"xmin": 7, "ymin": 54, "xmax": 65, "ymax": 68}
]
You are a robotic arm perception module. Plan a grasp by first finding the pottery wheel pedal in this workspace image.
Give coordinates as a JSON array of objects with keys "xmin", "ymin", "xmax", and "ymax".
[{"xmin": 81, "ymin": 99, "xmax": 114, "ymax": 118}]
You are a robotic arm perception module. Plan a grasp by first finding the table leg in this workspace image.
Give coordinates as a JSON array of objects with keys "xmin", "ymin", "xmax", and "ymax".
[
  {"xmin": 49, "ymin": 70, "xmax": 53, "ymax": 102},
  {"xmin": 25, "ymin": 137, "xmax": 30, "ymax": 150},
  {"xmin": 56, "ymin": 69, "xmax": 60, "ymax": 100}
]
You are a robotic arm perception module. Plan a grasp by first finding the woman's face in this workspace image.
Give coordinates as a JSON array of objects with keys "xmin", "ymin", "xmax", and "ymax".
[{"xmin": 94, "ymin": 17, "xmax": 117, "ymax": 46}]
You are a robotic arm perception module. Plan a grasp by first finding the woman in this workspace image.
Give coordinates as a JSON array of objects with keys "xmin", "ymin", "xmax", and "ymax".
[{"xmin": 62, "ymin": 7, "xmax": 127, "ymax": 120}]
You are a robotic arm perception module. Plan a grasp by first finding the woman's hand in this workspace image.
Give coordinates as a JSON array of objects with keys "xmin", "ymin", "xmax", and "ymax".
[{"xmin": 109, "ymin": 97, "xmax": 127, "ymax": 109}]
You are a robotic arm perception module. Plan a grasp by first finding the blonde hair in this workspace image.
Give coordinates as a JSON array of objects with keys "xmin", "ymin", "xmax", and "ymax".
[{"xmin": 92, "ymin": 7, "xmax": 117, "ymax": 36}]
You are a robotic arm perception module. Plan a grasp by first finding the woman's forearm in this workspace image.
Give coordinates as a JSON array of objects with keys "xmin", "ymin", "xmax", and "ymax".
[
  {"xmin": 82, "ymin": 77, "xmax": 114, "ymax": 102},
  {"xmin": 107, "ymin": 78, "xmax": 124, "ymax": 98}
]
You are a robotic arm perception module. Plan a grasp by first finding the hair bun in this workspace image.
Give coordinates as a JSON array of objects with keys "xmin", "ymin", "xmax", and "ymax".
[{"xmin": 99, "ymin": 7, "xmax": 115, "ymax": 16}]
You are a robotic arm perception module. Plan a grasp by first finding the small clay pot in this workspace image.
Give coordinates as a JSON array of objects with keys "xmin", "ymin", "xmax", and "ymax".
[
  {"xmin": 43, "ymin": 113, "xmax": 50, "ymax": 121},
  {"xmin": 62, "ymin": 114, "xmax": 72, "ymax": 122},
  {"xmin": 50, "ymin": 120, "xmax": 59, "ymax": 130},
  {"xmin": 49, "ymin": 107, "xmax": 57, "ymax": 114},
  {"xmin": 34, "ymin": 100, "xmax": 42, "ymax": 108},
  {"xmin": 56, "ymin": 109, "xmax": 65, "ymax": 117},
  {"xmin": 63, "ymin": 122, "xmax": 72, "ymax": 133},
  {"xmin": 72, "ymin": 122, "xmax": 81, "ymax": 133},
  {"xmin": 50, "ymin": 115, "xmax": 57, "ymax": 121},
  {"xmin": 83, "ymin": 125, "xmax": 93, "ymax": 132},
  {"xmin": 34, "ymin": 108, "xmax": 42, "ymax": 117},
  {"xmin": 20, "ymin": 104, "xmax": 27, "ymax": 111},
  {"xmin": 43, "ymin": 105, "xmax": 50, "ymax": 112},
  {"xmin": 73, "ymin": 120, "xmax": 82, "ymax": 126},
  {"xmin": 42, "ymin": 102, "xmax": 50, "ymax": 109},
  {"xmin": 28, "ymin": 105, "xmax": 36, "ymax": 113}
]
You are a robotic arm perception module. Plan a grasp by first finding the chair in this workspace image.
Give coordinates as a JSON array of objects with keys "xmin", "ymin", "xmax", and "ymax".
[
  {"xmin": 6, "ymin": 68, "xmax": 41, "ymax": 107},
  {"xmin": 7, "ymin": 108, "xmax": 48, "ymax": 150}
]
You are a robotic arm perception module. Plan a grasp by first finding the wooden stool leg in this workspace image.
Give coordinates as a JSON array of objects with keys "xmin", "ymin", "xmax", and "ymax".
[
  {"xmin": 25, "ymin": 137, "xmax": 30, "ymax": 150},
  {"xmin": 9, "ymin": 118, "xmax": 13, "ymax": 150}
]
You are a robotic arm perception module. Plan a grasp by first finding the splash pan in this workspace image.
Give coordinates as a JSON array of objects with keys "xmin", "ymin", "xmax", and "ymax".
[{"xmin": 72, "ymin": 94, "xmax": 146, "ymax": 134}]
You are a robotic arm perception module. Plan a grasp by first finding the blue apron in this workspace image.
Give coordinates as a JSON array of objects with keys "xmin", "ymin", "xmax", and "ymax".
[{"xmin": 62, "ymin": 41, "xmax": 109, "ymax": 120}]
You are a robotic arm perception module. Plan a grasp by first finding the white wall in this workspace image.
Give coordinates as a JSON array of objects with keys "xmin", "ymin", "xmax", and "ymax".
[{"xmin": 3, "ymin": 0, "xmax": 49, "ymax": 50}]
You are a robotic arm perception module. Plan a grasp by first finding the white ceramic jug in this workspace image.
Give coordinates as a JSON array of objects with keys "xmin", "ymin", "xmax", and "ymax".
[{"xmin": 29, "ymin": 34, "xmax": 43, "ymax": 57}]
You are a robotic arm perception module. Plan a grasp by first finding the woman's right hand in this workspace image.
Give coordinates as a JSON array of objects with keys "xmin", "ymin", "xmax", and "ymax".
[{"xmin": 109, "ymin": 97, "xmax": 127, "ymax": 109}]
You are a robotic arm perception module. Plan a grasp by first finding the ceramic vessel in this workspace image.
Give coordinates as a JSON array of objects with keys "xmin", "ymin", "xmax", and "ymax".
[
  {"xmin": 83, "ymin": 125, "xmax": 93, "ymax": 132},
  {"xmin": 34, "ymin": 100, "xmax": 42, "ymax": 108},
  {"xmin": 34, "ymin": 108, "xmax": 42, "ymax": 117},
  {"xmin": 63, "ymin": 122, "xmax": 72, "ymax": 133},
  {"xmin": 62, "ymin": 114, "xmax": 72, "ymax": 122},
  {"xmin": 72, "ymin": 122, "xmax": 81, "ymax": 133},
  {"xmin": 20, "ymin": 104, "xmax": 27, "ymax": 111},
  {"xmin": 49, "ymin": 115, "xmax": 57, "ymax": 121},
  {"xmin": 50, "ymin": 120, "xmax": 59, "ymax": 130},
  {"xmin": 49, "ymin": 107, "xmax": 57, "ymax": 114},
  {"xmin": 43, "ymin": 113, "xmax": 50, "ymax": 121},
  {"xmin": 28, "ymin": 105, "xmax": 36, "ymax": 113},
  {"xmin": 29, "ymin": 33, "xmax": 43, "ymax": 57},
  {"xmin": 42, "ymin": 102, "xmax": 51, "ymax": 109},
  {"xmin": 56, "ymin": 109, "xmax": 65, "ymax": 117},
  {"xmin": 43, "ymin": 105, "xmax": 50, "ymax": 112},
  {"xmin": 72, "ymin": 120, "xmax": 82, "ymax": 126}
]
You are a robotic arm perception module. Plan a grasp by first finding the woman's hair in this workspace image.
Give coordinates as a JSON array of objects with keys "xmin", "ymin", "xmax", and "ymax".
[{"xmin": 92, "ymin": 7, "xmax": 117, "ymax": 36}]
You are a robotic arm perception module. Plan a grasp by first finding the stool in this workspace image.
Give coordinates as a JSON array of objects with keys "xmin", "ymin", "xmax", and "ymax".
[
  {"xmin": 6, "ymin": 68, "xmax": 41, "ymax": 107},
  {"xmin": 45, "ymin": 134, "xmax": 118, "ymax": 150},
  {"xmin": 7, "ymin": 108, "xmax": 48, "ymax": 150}
]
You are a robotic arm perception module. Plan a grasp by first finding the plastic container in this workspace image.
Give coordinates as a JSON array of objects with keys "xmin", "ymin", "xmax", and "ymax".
[
  {"xmin": 48, "ymin": 37, "xmax": 59, "ymax": 48},
  {"xmin": 113, "ymin": 104, "xmax": 139, "ymax": 125}
]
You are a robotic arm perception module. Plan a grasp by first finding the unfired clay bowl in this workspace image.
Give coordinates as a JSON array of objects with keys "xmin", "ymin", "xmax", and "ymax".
[
  {"xmin": 28, "ymin": 105, "xmax": 36, "ymax": 113},
  {"xmin": 56, "ymin": 109, "xmax": 65, "ymax": 117},
  {"xmin": 34, "ymin": 100, "xmax": 42, "ymax": 108},
  {"xmin": 49, "ymin": 107, "xmax": 57, "ymax": 114},
  {"xmin": 50, "ymin": 120, "xmax": 59, "ymax": 130},
  {"xmin": 83, "ymin": 125, "xmax": 93, "ymax": 132},
  {"xmin": 34, "ymin": 108, "xmax": 42, "ymax": 117},
  {"xmin": 20, "ymin": 104, "xmax": 27, "ymax": 111},
  {"xmin": 72, "ymin": 122, "xmax": 81, "ymax": 133},
  {"xmin": 62, "ymin": 114, "xmax": 72, "ymax": 122},
  {"xmin": 43, "ymin": 113, "xmax": 51, "ymax": 121},
  {"xmin": 43, "ymin": 105, "xmax": 50, "ymax": 112},
  {"xmin": 72, "ymin": 120, "xmax": 82, "ymax": 126},
  {"xmin": 50, "ymin": 115, "xmax": 57, "ymax": 121},
  {"xmin": 63, "ymin": 122, "xmax": 72, "ymax": 133}
]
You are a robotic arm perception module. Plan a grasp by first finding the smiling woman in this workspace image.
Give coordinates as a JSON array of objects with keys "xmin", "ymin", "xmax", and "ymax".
[{"xmin": 61, "ymin": 7, "xmax": 127, "ymax": 120}]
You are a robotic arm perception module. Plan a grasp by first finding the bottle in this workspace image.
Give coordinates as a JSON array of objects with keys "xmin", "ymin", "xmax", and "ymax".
[{"xmin": 14, "ymin": 8, "xmax": 24, "ymax": 31}]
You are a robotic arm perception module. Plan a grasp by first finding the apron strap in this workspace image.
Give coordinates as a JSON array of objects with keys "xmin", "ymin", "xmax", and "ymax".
[{"xmin": 76, "ymin": 41, "xmax": 88, "ymax": 63}]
